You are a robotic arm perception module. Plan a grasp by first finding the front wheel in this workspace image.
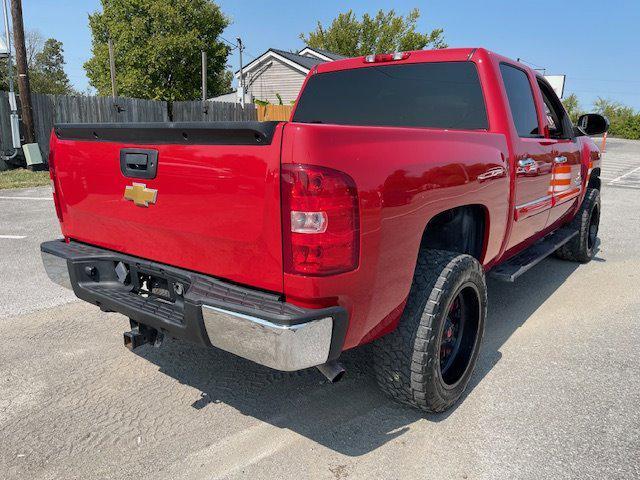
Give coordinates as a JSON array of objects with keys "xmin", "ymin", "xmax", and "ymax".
[
  {"xmin": 555, "ymin": 188, "xmax": 601, "ymax": 263},
  {"xmin": 372, "ymin": 249, "xmax": 487, "ymax": 412}
]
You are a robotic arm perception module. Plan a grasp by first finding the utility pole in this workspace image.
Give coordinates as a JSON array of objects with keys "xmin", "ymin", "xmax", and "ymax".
[
  {"xmin": 2, "ymin": 0, "xmax": 20, "ymax": 158},
  {"xmin": 237, "ymin": 37, "xmax": 244, "ymax": 107},
  {"xmin": 10, "ymin": 0, "xmax": 34, "ymax": 144},
  {"xmin": 201, "ymin": 50, "xmax": 207, "ymax": 101},
  {"xmin": 108, "ymin": 38, "xmax": 117, "ymax": 97},
  {"xmin": 201, "ymin": 50, "xmax": 208, "ymax": 114}
]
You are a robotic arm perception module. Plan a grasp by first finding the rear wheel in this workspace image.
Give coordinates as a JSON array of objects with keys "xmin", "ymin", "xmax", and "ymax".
[
  {"xmin": 372, "ymin": 249, "xmax": 487, "ymax": 412},
  {"xmin": 555, "ymin": 188, "xmax": 600, "ymax": 263}
]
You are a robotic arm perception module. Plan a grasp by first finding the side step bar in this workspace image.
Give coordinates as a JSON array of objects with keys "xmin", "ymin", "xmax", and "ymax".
[{"xmin": 489, "ymin": 227, "xmax": 579, "ymax": 282}]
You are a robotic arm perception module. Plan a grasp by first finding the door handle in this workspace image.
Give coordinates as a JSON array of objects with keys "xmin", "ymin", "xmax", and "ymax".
[
  {"xmin": 554, "ymin": 156, "xmax": 568, "ymax": 164},
  {"xmin": 125, "ymin": 153, "xmax": 149, "ymax": 170},
  {"xmin": 120, "ymin": 149, "xmax": 159, "ymax": 179}
]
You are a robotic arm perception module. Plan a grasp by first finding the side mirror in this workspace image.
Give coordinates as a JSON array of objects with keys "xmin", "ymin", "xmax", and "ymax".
[{"xmin": 576, "ymin": 113, "xmax": 609, "ymax": 136}]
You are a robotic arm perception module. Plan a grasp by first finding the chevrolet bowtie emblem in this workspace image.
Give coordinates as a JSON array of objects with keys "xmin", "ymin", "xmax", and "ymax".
[{"xmin": 124, "ymin": 183, "xmax": 157, "ymax": 207}]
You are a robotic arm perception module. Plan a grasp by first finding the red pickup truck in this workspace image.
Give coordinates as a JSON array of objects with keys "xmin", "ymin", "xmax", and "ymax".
[{"xmin": 41, "ymin": 48, "xmax": 607, "ymax": 412}]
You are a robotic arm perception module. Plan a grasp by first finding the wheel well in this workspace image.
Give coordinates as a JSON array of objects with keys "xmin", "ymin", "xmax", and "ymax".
[
  {"xmin": 588, "ymin": 167, "xmax": 601, "ymax": 191},
  {"xmin": 420, "ymin": 205, "xmax": 487, "ymax": 261}
]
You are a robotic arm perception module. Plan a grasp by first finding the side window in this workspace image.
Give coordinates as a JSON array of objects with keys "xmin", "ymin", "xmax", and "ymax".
[
  {"xmin": 537, "ymin": 79, "xmax": 570, "ymax": 139},
  {"xmin": 500, "ymin": 64, "xmax": 540, "ymax": 138}
]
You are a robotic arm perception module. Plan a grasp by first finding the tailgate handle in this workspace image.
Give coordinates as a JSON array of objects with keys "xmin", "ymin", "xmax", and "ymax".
[{"xmin": 120, "ymin": 149, "xmax": 159, "ymax": 179}]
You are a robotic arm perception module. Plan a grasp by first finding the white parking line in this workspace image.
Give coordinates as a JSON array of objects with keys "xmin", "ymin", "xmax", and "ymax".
[
  {"xmin": 609, "ymin": 165, "xmax": 640, "ymax": 184},
  {"xmin": 0, "ymin": 235, "xmax": 26, "ymax": 239},
  {"xmin": 606, "ymin": 184, "xmax": 640, "ymax": 190},
  {"xmin": 0, "ymin": 196, "xmax": 52, "ymax": 200}
]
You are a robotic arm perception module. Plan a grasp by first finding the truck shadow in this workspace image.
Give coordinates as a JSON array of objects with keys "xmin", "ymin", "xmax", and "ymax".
[{"xmin": 134, "ymin": 255, "xmax": 594, "ymax": 457}]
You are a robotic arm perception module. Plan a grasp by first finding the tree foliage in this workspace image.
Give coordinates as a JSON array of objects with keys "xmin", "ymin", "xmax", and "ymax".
[
  {"xmin": 0, "ymin": 58, "xmax": 12, "ymax": 91},
  {"xmin": 561, "ymin": 93, "xmax": 582, "ymax": 124},
  {"xmin": 0, "ymin": 30, "xmax": 74, "ymax": 95},
  {"xmin": 593, "ymin": 97, "xmax": 640, "ymax": 140},
  {"xmin": 30, "ymin": 39, "xmax": 75, "ymax": 95},
  {"xmin": 84, "ymin": 0, "xmax": 232, "ymax": 101},
  {"xmin": 300, "ymin": 8, "xmax": 446, "ymax": 57},
  {"xmin": 561, "ymin": 94, "xmax": 640, "ymax": 140},
  {"xmin": 25, "ymin": 30, "xmax": 45, "ymax": 69}
]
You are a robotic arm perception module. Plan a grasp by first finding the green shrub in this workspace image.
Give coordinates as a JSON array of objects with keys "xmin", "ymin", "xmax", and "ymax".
[{"xmin": 594, "ymin": 98, "xmax": 640, "ymax": 140}]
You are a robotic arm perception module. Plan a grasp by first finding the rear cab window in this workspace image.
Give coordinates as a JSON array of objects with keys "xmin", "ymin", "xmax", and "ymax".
[
  {"xmin": 499, "ymin": 63, "xmax": 541, "ymax": 138},
  {"xmin": 293, "ymin": 62, "xmax": 488, "ymax": 131}
]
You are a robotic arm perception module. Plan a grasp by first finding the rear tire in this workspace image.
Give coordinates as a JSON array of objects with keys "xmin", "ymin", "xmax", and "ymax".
[
  {"xmin": 372, "ymin": 249, "xmax": 487, "ymax": 412},
  {"xmin": 555, "ymin": 188, "xmax": 600, "ymax": 263}
]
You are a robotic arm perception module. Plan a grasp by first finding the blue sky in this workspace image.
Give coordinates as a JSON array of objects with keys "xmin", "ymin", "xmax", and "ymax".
[{"xmin": 22, "ymin": 0, "xmax": 640, "ymax": 110}]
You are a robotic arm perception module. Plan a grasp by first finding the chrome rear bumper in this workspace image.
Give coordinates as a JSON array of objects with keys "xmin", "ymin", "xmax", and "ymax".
[
  {"xmin": 41, "ymin": 240, "xmax": 347, "ymax": 372},
  {"xmin": 41, "ymin": 250, "xmax": 73, "ymax": 290},
  {"xmin": 202, "ymin": 306, "xmax": 333, "ymax": 371}
]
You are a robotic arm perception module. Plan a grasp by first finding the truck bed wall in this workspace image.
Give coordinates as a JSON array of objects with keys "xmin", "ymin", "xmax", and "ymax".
[{"xmin": 281, "ymin": 123, "xmax": 510, "ymax": 349}]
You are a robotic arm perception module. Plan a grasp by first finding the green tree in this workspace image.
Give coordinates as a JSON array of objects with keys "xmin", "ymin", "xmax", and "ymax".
[
  {"xmin": 0, "ymin": 32, "xmax": 75, "ymax": 95},
  {"xmin": 84, "ymin": 0, "xmax": 231, "ymax": 102},
  {"xmin": 0, "ymin": 58, "xmax": 10, "ymax": 91},
  {"xmin": 30, "ymin": 39, "xmax": 75, "ymax": 95},
  {"xmin": 561, "ymin": 93, "xmax": 582, "ymax": 123},
  {"xmin": 593, "ymin": 97, "xmax": 640, "ymax": 140},
  {"xmin": 0, "ymin": 29, "xmax": 43, "ymax": 91},
  {"xmin": 300, "ymin": 8, "xmax": 446, "ymax": 57}
]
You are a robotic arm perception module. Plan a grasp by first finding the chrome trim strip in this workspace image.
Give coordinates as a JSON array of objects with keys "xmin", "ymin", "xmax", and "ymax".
[
  {"xmin": 41, "ymin": 251, "xmax": 72, "ymax": 290},
  {"xmin": 202, "ymin": 305, "xmax": 333, "ymax": 371},
  {"xmin": 554, "ymin": 187, "xmax": 581, "ymax": 205},
  {"xmin": 515, "ymin": 194, "xmax": 553, "ymax": 211}
]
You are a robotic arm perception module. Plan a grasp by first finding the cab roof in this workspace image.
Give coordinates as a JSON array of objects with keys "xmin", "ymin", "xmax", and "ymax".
[{"xmin": 314, "ymin": 48, "xmax": 524, "ymax": 75}]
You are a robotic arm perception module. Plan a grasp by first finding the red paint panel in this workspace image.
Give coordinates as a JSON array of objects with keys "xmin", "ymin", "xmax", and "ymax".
[
  {"xmin": 52, "ymin": 127, "xmax": 285, "ymax": 293},
  {"xmin": 280, "ymin": 122, "xmax": 509, "ymax": 349}
]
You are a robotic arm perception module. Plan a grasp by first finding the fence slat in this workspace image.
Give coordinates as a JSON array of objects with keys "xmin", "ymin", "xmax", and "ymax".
[
  {"xmin": 256, "ymin": 104, "xmax": 293, "ymax": 121},
  {"xmin": 1, "ymin": 93, "xmax": 257, "ymax": 167},
  {"xmin": 25, "ymin": 94, "xmax": 168, "ymax": 163},
  {"xmin": 172, "ymin": 101, "xmax": 257, "ymax": 122}
]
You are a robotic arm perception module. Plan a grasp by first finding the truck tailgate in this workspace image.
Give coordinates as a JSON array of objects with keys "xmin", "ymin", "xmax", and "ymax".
[{"xmin": 50, "ymin": 122, "xmax": 284, "ymax": 293}]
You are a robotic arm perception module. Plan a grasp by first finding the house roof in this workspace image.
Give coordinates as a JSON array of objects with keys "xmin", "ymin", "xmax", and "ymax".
[
  {"xmin": 298, "ymin": 47, "xmax": 347, "ymax": 61},
  {"xmin": 235, "ymin": 47, "xmax": 343, "ymax": 77},
  {"xmin": 270, "ymin": 49, "xmax": 325, "ymax": 70}
]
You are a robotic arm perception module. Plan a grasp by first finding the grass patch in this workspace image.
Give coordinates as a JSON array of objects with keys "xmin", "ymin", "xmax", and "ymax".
[{"xmin": 0, "ymin": 168, "xmax": 51, "ymax": 189}]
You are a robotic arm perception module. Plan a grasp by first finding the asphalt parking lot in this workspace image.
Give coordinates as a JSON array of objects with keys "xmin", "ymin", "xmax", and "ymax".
[{"xmin": 1, "ymin": 138, "xmax": 639, "ymax": 480}]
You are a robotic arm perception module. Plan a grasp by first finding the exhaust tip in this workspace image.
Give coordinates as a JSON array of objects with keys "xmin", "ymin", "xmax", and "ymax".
[{"xmin": 316, "ymin": 361, "xmax": 346, "ymax": 383}]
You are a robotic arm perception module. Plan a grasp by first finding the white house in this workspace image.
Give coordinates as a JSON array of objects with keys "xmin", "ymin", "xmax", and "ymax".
[{"xmin": 210, "ymin": 47, "xmax": 346, "ymax": 104}]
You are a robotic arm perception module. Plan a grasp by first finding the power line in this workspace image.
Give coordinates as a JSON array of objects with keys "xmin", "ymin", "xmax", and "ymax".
[
  {"xmin": 219, "ymin": 36, "xmax": 238, "ymax": 50},
  {"xmin": 221, "ymin": 35, "xmax": 261, "ymax": 59},
  {"xmin": 219, "ymin": 36, "xmax": 260, "ymax": 60},
  {"xmin": 570, "ymin": 88, "xmax": 640, "ymax": 97},
  {"xmin": 570, "ymin": 77, "xmax": 640, "ymax": 84},
  {"xmin": 243, "ymin": 49, "xmax": 259, "ymax": 60}
]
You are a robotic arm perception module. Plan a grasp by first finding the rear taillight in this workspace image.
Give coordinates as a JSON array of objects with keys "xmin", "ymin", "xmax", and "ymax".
[
  {"xmin": 281, "ymin": 164, "xmax": 359, "ymax": 276},
  {"xmin": 48, "ymin": 140, "xmax": 64, "ymax": 223}
]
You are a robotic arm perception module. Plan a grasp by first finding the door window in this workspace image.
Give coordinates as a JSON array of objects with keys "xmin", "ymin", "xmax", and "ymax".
[
  {"xmin": 500, "ymin": 64, "xmax": 540, "ymax": 138},
  {"xmin": 537, "ymin": 79, "xmax": 572, "ymax": 139}
]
